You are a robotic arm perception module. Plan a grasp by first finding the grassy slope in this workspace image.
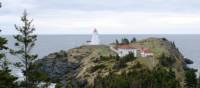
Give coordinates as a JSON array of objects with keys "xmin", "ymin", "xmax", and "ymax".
[
  {"xmin": 67, "ymin": 38, "xmax": 186, "ymax": 86},
  {"xmin": 131, "ymin": 38, "xmax": 186, "ymax": 86}
]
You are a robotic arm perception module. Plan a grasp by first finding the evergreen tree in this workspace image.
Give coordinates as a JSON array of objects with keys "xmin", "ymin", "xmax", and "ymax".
[
  {"xmin": 121, "ymin": 38, "xmax": 129, "ymax": 44},
  {"xmin": 0, "ymin": 30, "xmax": 18, "ymax": 88},
  {"xmin": 10, "ymin": 10, "xmax": 48, "ymax": 88},
  {"xmin": 130, "ymin": 37, "xmax": 136, "ymax": 43},
  {"xmin": 92, "ymin": 66, "xmax": 180, "ymax": 88},
  {"xmin": 0, "ymin": 2, "xmax": 2, "ymax": 8},
  {"xmin": 198, "ymin": 74, "xmax": 200, "ymax": 88},
  {"xmin": 0, "ymin": 30, "xmax": 9, "ymax": 71},
  {"xmin": 115, "ymin": 39, "xmax": 119, "ymax": 45},
  {"xmin": 184, "ymin": 68, "xmax": 197, "ymax": 88}
]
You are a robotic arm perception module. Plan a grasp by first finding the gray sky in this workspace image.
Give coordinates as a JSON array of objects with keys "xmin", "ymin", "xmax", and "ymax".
[{"xmin": 1, "ymin": 0, "xmax": 200, "ymax": 34}]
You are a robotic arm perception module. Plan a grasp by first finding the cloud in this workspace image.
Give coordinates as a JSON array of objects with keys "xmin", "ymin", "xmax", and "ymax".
[
  {"xmin": 1, "ymin": 0, "xmax": 200, "ymax": 34},
  {"xmin": 30, "ymin": 10, "xmax": 200, "ymax": 34}
]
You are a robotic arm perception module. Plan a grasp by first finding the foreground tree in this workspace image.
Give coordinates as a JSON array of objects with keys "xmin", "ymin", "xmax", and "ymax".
[
  {"xmin": 184, "ymin": 68, "xmax": 197, "ymax": 88},
  {"xmin": 198, "ymin": 74, "xmax": 200, "ymax": 88},
  {"xmin": 11, "ymin": 10, "xmax": 49, "ymax": 88},
  {"xmin": 0, "ymin": 30, "xmax": 18, "ymax": 88}
]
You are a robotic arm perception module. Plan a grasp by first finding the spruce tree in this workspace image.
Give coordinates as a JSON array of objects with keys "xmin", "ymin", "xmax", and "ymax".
[
  {"xmin": 121, "ymin": 38, "xmax": 129, "ymax": 44},
  {"xmin": 198, "ymin": 74, "xmax": 200, "ymax": 88},
  {"xmin": 0, "ymin": 4, "xmax": 18, "ymax": 88},
  {"xmin": 0, "ymin": 2, "xmax": 2, "ymax": 8},
  {"xmin": 115, "ymin": 39, "xmax": 119, "ymax": 45},
  {"xmin": 11, "ymin": 10, "xmax": 39, "ymax": 88},
  {"xmin": 0, "ymin": 30, "xmax": 18, "ymax": 88},
  {"xmin": 0, "ymin": 30, "xmax": 9, "ymax": 70},
  {"xmin": 131, "ymin": 37, "xmax": 136, "ymax": 43},
  {"xmin": 184, "ymin": 68, "xmax": 197, "ymax": 88}
]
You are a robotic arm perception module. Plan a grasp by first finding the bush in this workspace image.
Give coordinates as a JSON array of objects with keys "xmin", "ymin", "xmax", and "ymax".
[
  {"xmin": 198, "ymin": 74, "xmax": 200, "ymax": 88},
  {"xmin": 184, "ymin": 58, "xmax": 193, "ymax": 64},
  {"xmin": 121, "ymin": 38, "xmax": 129, "ymax": 44},
  {"xmin": 55, "ymin": 82, "xmax": 63, "ymax": 88},
  {"xmin": 0, "ymin": 70, "xmax": 18, "ymax": 88},
  {"xmin": 131, "ymin": 37, "xmax": 136, "ymax": 43},
  {"xmin": 89, "ymin": 64, "xmax": 106, "ymax": 73},
  {"xmin": 92, "ymin": 67, "xmax": 180, "ymax": 88},
  {"xmin": 184, "ymin": 68, "xmax": 197, "ymax": 88},
  {"xmin": 113, "ymin": 61, "xmax": 127, "ymax": 69},
  {"xmin": 100, "ymin": 55, "xmax": 118, "ymax": 62},
  {"xmin": 158, "ymin": 54, "xmax": 176, "ymax": 67},
  {"xmin": 113, "ymin": 53, "xmax": 136, "ymax": 70},
  {"xmin": 121, "ymin": 52, "xmax": 136, "ymax": 62},
  {"xmin": 161, "ymin": 38, "xmax": 167, "ymax": 41}
]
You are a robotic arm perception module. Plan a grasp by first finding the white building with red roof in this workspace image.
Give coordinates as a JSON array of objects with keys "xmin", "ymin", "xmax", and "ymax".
[
  {"xmin": 115, "ymin": 45, "xmax": 138, "ymax": 57},
  {"xmin": 110, "ymin": 44, "xmax": 154, "ymax": 58}
]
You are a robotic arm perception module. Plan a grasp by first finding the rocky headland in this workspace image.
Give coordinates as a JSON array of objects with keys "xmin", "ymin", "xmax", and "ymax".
[{"xmin": 36, "ymin": 38, "xmax": 194, "ymax": 88}]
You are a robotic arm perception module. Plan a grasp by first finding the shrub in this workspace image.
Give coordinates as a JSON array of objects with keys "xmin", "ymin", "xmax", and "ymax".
[
  {"xmin": 113, "ymin": 53, "xmax": 136, "ymax": 70},
  {"xmin": 158, "ymin": 54, "xmax": 176, "ymax": 67},
  {"xmin": 184, "ymin": 58, "xmax": 193, "ymax": 64},
  {"xmin": 113, "ymin": 61, "xmax": 127, "ymax": 69},
  {"xmin": 121, "ymin": 38, "xmax": 129, "ymax": 44},
  {"xmin": 92, "ymin": 67, "xmax": 180, "ymax": 88},
  {"xmin": 184, "ymin": 68, "xmax": 197, "ymax": 88},
  {"xmin": 89, "ymin": 64, "xmax": 106, "ymax": 73},
  {"xmin": 121, "ymin": 52, "xmax": 136, "ymax": 62}
]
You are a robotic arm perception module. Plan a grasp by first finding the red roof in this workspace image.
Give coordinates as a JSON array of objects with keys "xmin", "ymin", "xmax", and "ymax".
[
  {"xmin": 115, "ymin": 45, "xmax": 153, "ymax": 53},
  {"xmin": 140, "ymin": 48, "xmax": 152, "ymax": 53}
]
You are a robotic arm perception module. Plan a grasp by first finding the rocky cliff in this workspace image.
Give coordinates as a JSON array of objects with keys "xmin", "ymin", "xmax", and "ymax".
[{"xmin": 36, "ymin": 38, "xmax": 188, "ymax": 88}]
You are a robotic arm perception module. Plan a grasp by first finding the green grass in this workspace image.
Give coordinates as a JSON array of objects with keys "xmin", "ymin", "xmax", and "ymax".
[{"xmin": 136, "ymin": 57, "xmax": 158, "ymax": 70}]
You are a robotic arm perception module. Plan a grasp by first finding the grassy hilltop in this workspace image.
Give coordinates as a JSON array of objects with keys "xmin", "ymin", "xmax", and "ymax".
[{"xmin": 36, "ymin": 38, "xmax": 197, "ymax": 88}]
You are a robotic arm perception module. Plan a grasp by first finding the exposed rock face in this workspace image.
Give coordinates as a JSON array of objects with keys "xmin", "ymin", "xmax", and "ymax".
[
  {"xmin": 36, "ymin": 45, "xmax": 117, "ymax": 87},
  {"xmin": 36, "ymin": 50, "xmax": 71, "ymax": 81},
  {"xmin": 36, "ymin": 38, "xmax": 188, "ymax": 88}
]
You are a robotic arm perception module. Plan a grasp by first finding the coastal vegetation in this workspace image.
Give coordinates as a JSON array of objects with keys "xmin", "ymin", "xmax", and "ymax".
[
  {"xmin": 91, "ymin": 67, "xmax": 180, "ymax": 88},
  {"xmin": 0, "ymin": 30, "xmax": 18, "ymax": 88},
  {"xmin": 158, "ymin": 53, "xmax": 176, "ymax": 67},
  {"xmin": 184, "ymin": 68, "xmax": 198, "ymax": 88},
  {"xmin": 116, "ymin": 37, "xmax": 137, "ymax": 45},
  {"xmin": 35, "ymin": 38, "xmax": 199, "ymax": 88},
  {"xmin": 198, "ymin": 75, "xmax": 200, "ymax": 88},
  {"xmin": 113, "ymin": 52, "xmax": 137, "ymax": 69},
  {"xmin": 9, "ymin": 11, "xmax": 49, "ymax": 88}
]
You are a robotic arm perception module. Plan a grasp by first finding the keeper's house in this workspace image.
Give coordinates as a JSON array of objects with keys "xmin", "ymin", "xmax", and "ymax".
[
  {"xmin": 110, "ymin": 44, "xmax": 154, "ymax": 58},
  {"xmin": 115, "ymin": 45, "xmax": 138, "ymax": 57}
]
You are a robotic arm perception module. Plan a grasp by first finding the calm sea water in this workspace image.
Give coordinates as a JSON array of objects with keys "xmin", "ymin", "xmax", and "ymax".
[{"xmin": 3, "ymin": 34, "xmax": 200, "ymax": 75}]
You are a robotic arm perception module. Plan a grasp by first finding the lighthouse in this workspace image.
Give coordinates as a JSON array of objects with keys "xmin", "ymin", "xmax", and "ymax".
[{"xmin": 89, "ymin": 28, "xmax": 100, "ymax": 45}]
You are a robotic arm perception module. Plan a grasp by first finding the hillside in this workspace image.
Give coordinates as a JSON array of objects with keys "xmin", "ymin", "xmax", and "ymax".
[{"xmin": 36, "ymin": 38, "xmax": 191, "ymax": 88}]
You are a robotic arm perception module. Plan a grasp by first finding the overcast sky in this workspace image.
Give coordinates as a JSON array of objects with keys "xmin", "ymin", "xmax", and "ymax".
[{"xmin": 1, "ymin": 0, "xmax": 200, "ymax": 34}]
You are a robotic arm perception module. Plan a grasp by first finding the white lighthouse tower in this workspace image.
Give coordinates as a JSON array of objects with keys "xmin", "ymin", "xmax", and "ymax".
[{"xmin": 89, "ymin": 28, "xmax": 100, "ymax": 45}]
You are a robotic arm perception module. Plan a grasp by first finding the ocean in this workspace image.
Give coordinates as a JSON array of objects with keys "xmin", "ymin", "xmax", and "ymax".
[{"xmin": 3, "ymin": 34, "xmax": 200, "ymax": 76}]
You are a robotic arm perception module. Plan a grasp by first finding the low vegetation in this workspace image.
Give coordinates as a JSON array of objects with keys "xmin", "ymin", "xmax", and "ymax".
[
  {"xmin": 113, "ymin": 52, "xmax": 137, "ymax": 69},
  {"xmin": 91, "ymin": 67, "xmax": 180, "ymax": 88},
  {"xmin": 184, "ymin": 68, "xmax": 198, "ymax": 88},
  {"xmin": 158, "ymin": 54, "xmax": 176, "ymax": 67},
  {"xmin": 89, "ymin": 64, "xmax": 106, "ymax": 73}
]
